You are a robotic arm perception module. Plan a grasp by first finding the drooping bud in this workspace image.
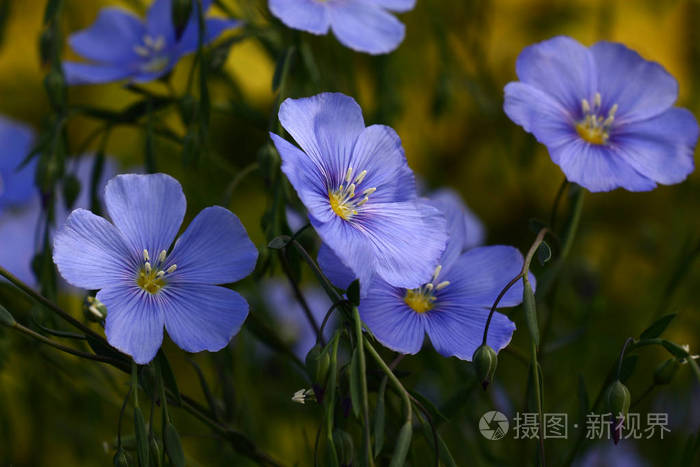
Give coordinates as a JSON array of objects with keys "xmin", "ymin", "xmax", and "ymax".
[
  {"xmin": 653, "ymin": 358, "xmax": 680, "ymax": 386},
  {"xmin": 472, "ymin": 344, "xmax": 498, "ymax": 390},
  {"xmin": 605, "ymin": 379, "xmax": 631, "ymax": 444},
  {"xmin": 305, "ymin": 344, "xmax": 330, "ymax": 385}
]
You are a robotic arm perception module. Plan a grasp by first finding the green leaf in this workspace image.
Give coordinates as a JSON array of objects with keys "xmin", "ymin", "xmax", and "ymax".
[
  {"xmin": 640, "ymin": 313, "xmax": 676, "ymax": 339},
  {"xmin": 536, "ymin": 241, "xmax": 552, "ymax": 265},
  {"xmin": 349, "ymin": 348, "xmax": 361, "ymax": 419},
  {"xmin": 662, "ymin": 340, "xmax": 690, "ymax": 359},
  {"xmin": 373, "ymin": 377, "xmax": 387, "ymax": 458},
  {"xmin": 436, "ymin": 432, "xmax": 457, "ymax": 467},
  {"xmin": 155, "ymin": 351, "xmax": 182, "ymax": 407},
  {"xmin": 164, "ymin": 423, "xmax": 186, "ymax": 467},
  {"xmin": 522, "ymin": 276, "xmax": 539, "ymax": 345},
  {"xmin": 134, "ymin": 407, "xmax": 149, "ymax": 467},
  {"xmin": 0, "ymin": 304, "xmax": 16, "ymax": 326},
  {"xmin": 389, "ymin": 421, "xmax": 412, "ymax": 467}
]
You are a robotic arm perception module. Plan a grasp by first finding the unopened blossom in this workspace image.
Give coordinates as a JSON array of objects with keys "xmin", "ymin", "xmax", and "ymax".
[
  {"xmin": 269, "ymin": 0, "xmax": 416, "ymax": 55},
  {"xmin": 271, "ymin": 92, "xmax": 446, "ymax": 292},
  {"xmin": 504, "ymin": 36, "xmax": 698, "ymax": 192},
  {"xmin": 64, "ymin": 0, "xmax": 240, "ymax": 85},
  {"xmin": 53, "ymin": 173, "xmax": 258, "ymax": 363}
]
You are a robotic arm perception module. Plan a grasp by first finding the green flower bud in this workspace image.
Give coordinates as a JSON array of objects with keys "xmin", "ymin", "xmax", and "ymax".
[
  {"xmin": 305, "ymin": 344, "xmax": 330, "ymax": 385},
  {"xmin": 606, "ymin": 379, "xmax": 631, "ymax": 417},
  {"xmin": 44, "ymin": 70, "xmax": 66, "ymax": 109},
  {"xmin": 653, "ymin": 358, "xmax": 680, "ymax": 386},
  {"xmin": 333, "ymin": 428, "xmax": 354, "ymax": 467},
  {"xmin": 472, "ymin": 344, "xmax": 498, "ymax": 390}
]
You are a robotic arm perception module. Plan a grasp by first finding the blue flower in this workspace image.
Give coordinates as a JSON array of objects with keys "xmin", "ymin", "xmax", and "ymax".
[
  {"xmin": 0, "ymin": 116, "xmax": 35, "ymax": 213},
  {"xmin": 64, "ymin": 0, "xmax": 240, "ymax": 85},
  {"xmin": 504, "ymin": 36, "xmax": 699, "ymax": 192},
  {"xmin": 319, "ymin": 192, "xmax": 531, "ymax": 360},
  {"xmin": 271, "ymin": 92, "xmax": 447, "ymax": 291},
  {"xmin": 0, "ymin": 203, "xmax": 40, "ymax": 286},
  {"xmin": 268, "ymin": 0, "xmax": 415, "ymax": 55},
  {"xmin": 262, "ymin": 279, "xmax": 334, "ymax": 359},
  {"xmin": 53, "ymin": 173, "xmax": 258, "ymax": 364}
]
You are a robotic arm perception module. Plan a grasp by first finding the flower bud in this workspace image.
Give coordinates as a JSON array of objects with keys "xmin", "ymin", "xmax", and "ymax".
[
  {"xmin": 43, "ymin": 70, "xmax": 66, "ymax": 109},
  {"xmin": 472, "ymin": 344, "xmax": 498, "ymax": 390},
  {"xmin": 606, "ymin": 379, "xmax": 631, "ymax": 445},
  {"xmin": 333, "ymin": 428, "xmax": 354, "ymax": 466},
  {"xmin": 653, "ymin": 358, "xmax": 680, "ymax": 386},
  {"xmin": 306, "ymin": 344, "xmax": 330, "ymax": 385}
]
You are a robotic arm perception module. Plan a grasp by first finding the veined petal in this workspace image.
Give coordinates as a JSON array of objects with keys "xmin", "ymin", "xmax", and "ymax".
[
  {"xmin": 0, "ymin": 117, "xmax": 36, "ymax": 210},
  {"xmin": 515, "ymin": 36, "xmax": 597, "ymax": 114},
  {"xmin": 162, "ymin": 283, "xmax": 248, "ymax": 353},
  {"xmin": 429, "ymin": 189, "xmax": 485, "ymax": 271},
  {"xmin": 359, "ymin": 279, "xmax": 426, "ymax": 354},
  {"xmin": 278, "ymin": 93, "xmax": 366, "ymax": 187},
  {"xmin": 270, "ymin": 133, "xmax": 333, "ymax": 223},
  {"xmin": 612, "ymin": 108, "xmax": 698, "ymax": 185},
  {"xmin": 504, "ymin": 82, "xmax": 577, "ymax": 148},
  {"xmin": 329, "ymin": 0, "xmax": 406, "ymax": 55},
  {"xmin": 146, "ymin": 0, "xmax": 176, "ymax": 45},
  {"xmin": 0, "ymin": 203, "xmax": 40, "ymax": 287},
  {"xmin": 353, "ymin": 199, "xmax": 447, "ymax": 289},
  {"xmin": 105, "ymin": 173, "xmax": 186, "ymax": 258},
  {"xmin": 317, "ymin": 243, "xmax": 356, "ymax": 290},
  {"xmin": 68, "ymin": 7, "xmax": 144, "ymax": 63},
  {"xmin": 425, "ymin": 303, "xmax": 515, "ymax": 360},
  {"xmin": 269, "ymin": 0, "xmax": 330, "ymax": 35},
  {"xmin": 63, "ymin": 62, "xmax": 133, "ymax": 85},
  {"xmin": 373, "ymin": 0, "xmax": 416, "ymax": 13},
  {"xmin": 590, "ymin": 41, "xmax": 678, "ymax": 123},
  {"xmin": 166, "ymin": 206, "xmax": 258, "ymax": 285},
  {"xmin": 53, "ymin": 209, "xmax": 135, "ymax": 290},
  {"xmin": 552, "ymin": 139, "xmax": 657, "ymax": 192},
  {"xmin": 445, "ymin": 246, "xmax": 532, "ymax": 309},
  {"xmin": 349, "ymin": 125, "xmax": 416, "ymax": 203},
  {"xmin": 99, "ymin": 284, "xmax": 164, "ymax": 364}
]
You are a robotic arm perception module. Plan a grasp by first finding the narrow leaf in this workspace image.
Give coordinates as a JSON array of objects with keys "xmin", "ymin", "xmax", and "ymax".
[
  {"xmin": 640, "ymin": 313, "xmax": 676, "ymax": 339},
  {"xmin": 134, "ymin": 407, "xmax": 149, "ymax": 467},
  {"xmin": 0, "ymin": 304, "xmax": 16, "ymax": 326},
  {"xmin": 373, "ymin": 377, "xmax": 387, "ymax": 458},
  {"xmin": 349, "ymin": 348, "xmax": 361, "ymax": 419},
  {"xmin": 389, "ymin": 421, "xmax": 412, "ymax": 467},
  {"xmin": 156, "ymin": 351, "xmax": 182, "ymax": 407},
  {"xmin": 164, "ymin": 423, "xmax": 186, "ymax": 467},
  {"xmin": 523, "ymin": 276, "xmax": 539, "ymax": 345}
]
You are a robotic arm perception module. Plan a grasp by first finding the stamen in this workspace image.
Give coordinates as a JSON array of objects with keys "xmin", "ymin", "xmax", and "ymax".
[
  {"xmin": 362, "ymin": 187, "xmax": 376, "ymax": 196},
  {"xmin": 576, "ymin": 92, "xmax": 618, "ymax": 145},
  {"xmin": 424, "ymin": 283, "xmax": 434, "ymax": 292},
  {"xmin": 345, "ymin": 167, "xmax": 353, "ymax": 183},
  {"xmin": 354, "ymin": 170, "xmax": 367, "ymax": 184},
  {"xmin": 144, "ymin": 262, "xmax": 152, "ymax": 273},
  {"xmin": 436, "ymin": 281, "xmax": 450, "ymax": 291},
  {"xmin": 134, "ymin": 45, "xmax": 150, "ymax": 57},
  {"xmin": 143, "ymin": 249, "xmax": 150, "ymax": 261},
  {"xmin": 166, "ymin": 265, "xmax": 177, "ymax": 274},
  {"xmin": 581, "ymin": 98, "xmax": 590, "ymax": 114},
  {"xmin": 328, "ymin": 168, "xmax": 376, "ymax": 220},
  {"xmin": 356, "ymin": 197, "xmax": 369, "ymax": 207},
  {"xmin": 158, "ymin": 250, "xmax": 167, "ymax": 264},
  {"xmin": 432, "ymin": 265, "xmax": 442, "ymax": 283},
  {"xmin": 594, "ymin": 92, "xmax": 601, "ymax": 109},
  {"xmin": 156, "ymin": 271, "xmax": 165, "ymax": 278}
]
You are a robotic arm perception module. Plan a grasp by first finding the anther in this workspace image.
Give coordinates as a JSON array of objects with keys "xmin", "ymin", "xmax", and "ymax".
[
  {"xmin": 143, "ymin": 249, "xmax": 150, "ymax": 261},
  {"xmin": 594, "ymin": 92, "xmax": 601, "ymax": 109},
  {"xmin": 425, "ymin": 283, "xmax": 434, "ymax": 292},
  {"xmin": 144, "ymin": 262, "xmax": 152, "ymax": 273},
  {"xmin": 166, "ymin": 265, "xmax": 177, "ymax": 274},
  {"xmin": 436, "ymin": 281, "xmax": 450, "ymax": 291},
  {"xmin": 581, "ymin": 98, "xmax": 590, "ymax": 114},
  {"xmin": 432, "ymin": 265, "xmax": 442, "ymax": 282},
  {"xmin": 158, "ymin": 250, "xmax": 167, "ymax": 264},
  {"xmin": 354, "ymin": 170, "xmax": 367, "ymax": 184},
  {"xmin": 134, "ymin": 45, "xmax": 149, "ymax": 57},
  {"xmin": 363, "ymin": 187, "xmax": 376, "ymax": 196},
  {"xmin": 345, "ymin": 167, "xmax": 353, "ymax": 183},
  {"xmin": 156, "ymin": 271, "xmax": 165, "ymax": 278},
  {"xmin": 357, "ymin": 197, "xmax": 369, "ymax": 207}
]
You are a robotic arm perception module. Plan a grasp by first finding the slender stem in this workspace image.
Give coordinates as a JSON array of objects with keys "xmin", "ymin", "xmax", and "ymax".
[
  {"xmin": 117, "ymin": 387, "xmax": 132, "ymax": 449},
  {"xmin": 0, "ymin": 265, "xmax": 105, "ymax": 342},
  {"xmin": 616, "ymin": 337, "xmax": 634, "ymax": 380},
  {"xmin": 132, "ymin": 361, "xmax": 140, "ymax": 408},
  {"xmin": 558, "ymin": 187, "xmax": 584, "ymax": 264},
  {"xmin": 353, "ymin": 307, "xmax": 373, "ymax": 467},
  {"xmin": 278, "ymin": 249, "xmax": 324, "ymax": 346},
  {"xmin": 548, "ymin": 177, "xmax": 569, "ymax": 230},
  {"xmin": 290, "ymin": 239, "xmax": 344, "ymax": 303},
  {"xmin": 318, "ymin": 300, "xmax": 347, "ymax": 344},
  {"xmin": 7, "ymin": 320, "xmax": 124, "ymax": 367},
  {"xmin": 364, "ymin": 339, "xmax": 412, "ymax": 424},
  {"xmin": 687, "ymin": 357, "xmax": 700, "ymax": 384},
  {"xmin": 630, "ymin": 383, "xmax": 655, "ymax": 408},
  {"xmin": 531, "ymin": 341, "xmax": 545, "ymax": 466}
]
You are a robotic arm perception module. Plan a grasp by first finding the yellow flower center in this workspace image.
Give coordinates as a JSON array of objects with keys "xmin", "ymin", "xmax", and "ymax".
[
  {"xmin": 575, "ymin": 92, "xmax": 618, "ymax": 146},
  {"xmin": 135, "ymin": 249, "xmax": 177, "ymax": 295},
  {"xmin": 402, "ymin": 265, "xmax": 450, "ymax": 314},
  {"xmin": 328, "ymin": 167, "xmax": 375, "ymax": 221}
]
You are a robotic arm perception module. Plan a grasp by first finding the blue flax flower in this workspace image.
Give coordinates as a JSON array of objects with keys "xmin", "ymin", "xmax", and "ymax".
[
  {"xmin": 269, "ymin": 0, "xmax": 415, "ymax": 55},
  {"xmin": 320, "ymin": 193, "xmax": 530, "ymax": 359},
  {"xmin": 271, "ymin": 92, "xmax": 447, "ymax": 291},
  {"xmin": 0, "ymin": 116, "xmax": 35, "ymax": 213},
  {"xmin": 504, "ymin": 36, "xmax": 698, "ymax": 192},
  {"xmin": 53, "ymin": 173, "xmax": 258, "ymax": 364},
  {"xmin": 64, "ymin": 0, "xmax": 240, "ymax": 85}
]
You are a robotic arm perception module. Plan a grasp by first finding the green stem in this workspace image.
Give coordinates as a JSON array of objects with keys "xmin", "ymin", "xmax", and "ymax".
[
  {"xmin": 558, "ymin": 187, "xmax": 584, "ymax": 263},
  {"xmin": 132, "ymin": 361, "xmax": 139, "ymax": 409},
  {"xmin": 364, "ymin": 339, "xmax": 412, "ymax": 425},
  {"xmin": 530, "ymin": 340, "xmax": 545, "ymax": 466},
  {"xmin": 353, "ymin": 307, "xmax": 373, "ymax": 467}
]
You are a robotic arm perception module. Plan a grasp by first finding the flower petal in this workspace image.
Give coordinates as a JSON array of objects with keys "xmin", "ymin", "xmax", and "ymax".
[
  {"xmin": 63, "ymin": 62, "xmax": 133, "ymax": 85},
  {"xmin": 445, "ymin": 246, "xmax": 532, "ymax": 308},
  {"xmin": 359, "ymin": 279, "xmax": 426, "ymax": 354},
  {"xmin": 68, "ymin": 7, "xmax": 144, "ymax": 63},
  {"xmin": 503, "ymin": 82, "xmax": 576, "ymax": 148},
  {"xmin": 329, "ymin": 0, "xmax": 406, "ymax": 55},
  {"xmin": 373, "ymin": 0, "xmax": 416, "ymax": 13},
  {"xmin": 0, "ymin": 117, "xmax": 36, "ymax": 210},
  {"xmin": 429, "ymin": 188, "xmax": 485, "ymax": 270},
  {"xmin": 165, "ymin": 206, "xmax": 258, "ymax": 285},
  {"xmin": 53, "ymin": 209, "xmax": 135, "ymax": 290},
  {"xmin": 162, "ymin": 283, "xmax": 248, "ymax": 353},
  {"xmin": 0, "ymin": 203, "xmax": 40, "ymax": 287},
  {"xmin": 317, "ymin": 243, "xmax": 356, "ymax": 290},
  {"xmin": 552, "ymin": 139, "xmax": 657, "ymax": 192},
  {"xmin": 349, "ymin": 125, "xmax": 416, "ymax": 203},
  {"xmin": 270, "ymin": 133, "xmax": 332, "ymax": 223},
  {"xmin": 424, "ymin": 303, "xmax": 515, "ymax": 360},
  {"xmin": 515, "ymin": 36, "xmax": 597, "ymax": 113},
  {"xmin": 99, "ymin": 283, "xmax": 165, "ymax": 364},
  {"xmin": 611, "ymin": 108, "xmax": 698, "ymax": 185},
  {"xmin": 590, "ymin": 41, "xmax": 678, "ymax": 123},
  {"xmin": 105, "ymin": 173, "xmax": 186, "ymax": 258},
  {"xmin": 146, "ymin": 0, "xmax": 176, "ymax": 45},
  {"xmin": 278, "ymin": 93, "xmax": 366, "ymax": 186},
  {"xmin": 269, "ymin": 0, "xmax": 330, "ymax": 35}
]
